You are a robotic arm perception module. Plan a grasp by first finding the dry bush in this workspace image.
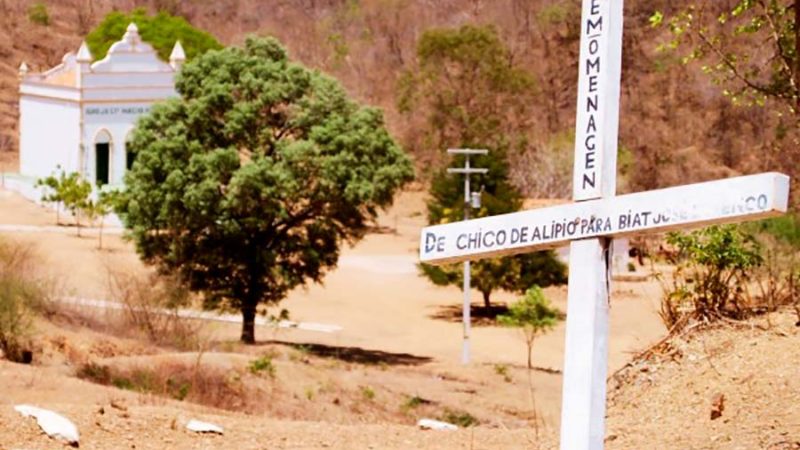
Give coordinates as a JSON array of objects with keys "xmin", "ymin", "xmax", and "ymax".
[
  {"xmin": 509, "ymin": 136, "xmax": 572, "ymax": 199},
  {"xmin": 78, "ymin": 359, "xmax": 255, "ymax": 411},
  {"xmin": 106, "ymin": 268, "xmax": 203, "ymax": 351},
  {"xmin": 0, "ymin": 239, "xmax": 53, "ymax": 363}
]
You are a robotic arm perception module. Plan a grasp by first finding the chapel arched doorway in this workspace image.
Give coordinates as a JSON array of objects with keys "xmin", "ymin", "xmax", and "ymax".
[{"xmin": 94, "ymin": 129, "xmax": 112, "ymax": 186}]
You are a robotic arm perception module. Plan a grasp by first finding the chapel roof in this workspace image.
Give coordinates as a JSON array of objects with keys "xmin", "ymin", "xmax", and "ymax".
[{"xmin": 19, "ymin": 22, "xmax": 181, "ymax": 88}]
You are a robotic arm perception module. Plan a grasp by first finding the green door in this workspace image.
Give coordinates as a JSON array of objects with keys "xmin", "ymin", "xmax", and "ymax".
[{"xmin": 96, "ymin": 143, "xmax": 109, "ymax": 186}]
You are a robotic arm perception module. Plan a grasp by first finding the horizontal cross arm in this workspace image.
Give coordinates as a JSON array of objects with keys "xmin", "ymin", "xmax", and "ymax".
[
  {"xmin": 447, "ymin": 148, "xmax": 489, "ymax": 155},
  {"xmin": 446, "ymin": 168, "xmax": 489, "ymax": 175},
  {"xmin": 419, "ymin": 172, "xmax": 790, "ymax": 265}
]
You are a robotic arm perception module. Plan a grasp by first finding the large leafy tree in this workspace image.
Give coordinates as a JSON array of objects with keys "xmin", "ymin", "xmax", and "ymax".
[
  {"xmin": 117, "ymin": 37, "xmax": 414, "ymax": 343},
  {"xmin": 403, "ymin": 25, "xmax": 566, "ymax": 308},
  {"xmin": 86, "ymin": 8, "xmax": 222, "ymax": 62}
]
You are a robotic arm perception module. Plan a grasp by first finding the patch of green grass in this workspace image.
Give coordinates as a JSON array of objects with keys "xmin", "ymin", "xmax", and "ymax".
[
  {"xmin": 248, "ymin": 355, "xmax": 276, "ymax": 377},
  {"xmin": 360, "ymin": 385, "xmax": 375, "ymax": 401},
  {"xmin": 401, "ymin": 394, "xmax": 432, "ymax": 413},
  {"xmin": 493, "ymin": 364, "xmax": 512, "ymax": 382},
  {"xmin": 440, "ymin": 408, "xmax": 479, "ymax": 427},
  {"xmin": 112, "ymin": 377, "xmax": 134, "ymax": 390},
  {"xmin": 167, "ymin": 377, "xmax": 191, "ymax": 400}
]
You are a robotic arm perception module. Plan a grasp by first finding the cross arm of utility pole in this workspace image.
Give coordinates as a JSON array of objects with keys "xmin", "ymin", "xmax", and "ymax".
[
  {"xmin": 447, "ymin": 148, "xmax": 489, "ymax": 155},
  {"xmin": 447, "ymin": 168, "xmax": 489, "ymax": 174}
]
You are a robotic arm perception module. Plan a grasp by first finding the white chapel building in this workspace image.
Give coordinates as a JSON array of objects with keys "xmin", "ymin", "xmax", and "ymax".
[{"xmin": 18, "ymin": 23, "xmax": 184, "ymax": 187}]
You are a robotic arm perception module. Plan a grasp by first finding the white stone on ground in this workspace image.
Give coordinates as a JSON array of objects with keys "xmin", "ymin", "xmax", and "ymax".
[
  {"xmin": 186, "ymin": 419, "xmax": 224, "ymax": 434},
  {"xmin": 416, "ymin": 418, "xmax": 458, "ymax": 431},
  {"xmin": 14, "ymin": 404, "xmax": 80, "ymax": 447}
]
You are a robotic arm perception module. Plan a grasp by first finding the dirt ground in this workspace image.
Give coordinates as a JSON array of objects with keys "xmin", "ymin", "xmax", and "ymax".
[{"xmin": 4, "ymin": 188, "xmax": 796, "ymax": 449}]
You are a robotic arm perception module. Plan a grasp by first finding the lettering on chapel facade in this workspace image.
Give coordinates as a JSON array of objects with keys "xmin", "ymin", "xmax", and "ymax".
[{"xmin": 18, "ymin": 23, "xmax": 184, "ymax": 186}]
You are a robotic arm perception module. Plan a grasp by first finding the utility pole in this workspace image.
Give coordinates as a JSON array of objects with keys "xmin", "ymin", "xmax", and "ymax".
[{"xmin": 446, "ymin": 148, "xmax": 488, "ymax": 365}]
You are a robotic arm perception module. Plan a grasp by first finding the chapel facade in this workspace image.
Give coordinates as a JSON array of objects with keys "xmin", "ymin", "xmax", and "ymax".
[{"xmin": 18, "ymin": 23, "xmax": 183, "ymax": 186}]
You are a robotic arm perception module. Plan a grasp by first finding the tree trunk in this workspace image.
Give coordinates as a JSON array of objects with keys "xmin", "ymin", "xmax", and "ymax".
[
  {"xmin": 98, "ymin": 216, "xmax": 104, "ymax": 250},
  {"xmin": 482, "ymin": 290, "xmax": 491, "ymax": 308},
  {"xmin": 241, "ymin": 303, "xmax": 256, "ymax": 344}
]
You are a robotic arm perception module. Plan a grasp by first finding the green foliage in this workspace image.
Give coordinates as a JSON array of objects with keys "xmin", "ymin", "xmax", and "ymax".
[
  {"xmin": 744, "ymin": 214, "xmax": 800, "ymax": 249},
  {"xmin": 36, "ymin": 170, "xmax": 92, "ymax": 236},
  {"xmin": 83, "ymin": 189, "xmax": 117, "ymax": 249},
  {"xmin": 398, "ymin": 25, "xmax": 538, "ymax": 172},
  {"xmin": 359, "ymin": 385, "xmax": 375, "ymax": 400},
  {"xmin": 116, "ymin": 36, "xmax": 414, "ymax": 344},
  {"xmin": 651, "ymin": 3, "xmax": 799, "ymax": 114},
  {"xmin": 660, "ymin": 225, "xmax": 763, "ymax": 328},
  {"xmin": 440, "ymin": 408, "xmax": 479, "ymax": 427},
  {"xmin": 498, "ymin": 286, "xmax": 559, "ymax": 369},
  {"xmin": 248, "ymin": 355, "xmax": 276, "ymax": 377},
  {"xmin": 86, "ymin": 8, "xmax": 222, "ymax": 62},
  {"xmin": 403, "ymin": 24, "xmax": 564, "ymax": 305},
  {"xmin": 493, "ymin": 363, "xmax": 512, "ymax": 382},
  {"xmin": 401, "ymin": 395, "xmax": 427, "ymax": 411},
  {"xmin": 420, "ymin": 150, "xmax": 566, "ymax": 307},
  {"xmin": 28, "ymin": 2, "xmax": 50, "ymax": 26}
]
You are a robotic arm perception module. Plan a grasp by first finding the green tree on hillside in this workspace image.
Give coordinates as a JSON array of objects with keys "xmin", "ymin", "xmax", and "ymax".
[
  {"xmin": 404, "ymin": 25, "xmax": 566, "ymax": 307},
  {"xmin": 116, "ymin": 37, "xmax": 414, "ymax": 344},
  {"xmin": 398, "ymin": 25, "xmax": 539, "ymax": 173},
  {"xmin": 86, "ymin": 8, "xmax": 222, "ymax": 62}
]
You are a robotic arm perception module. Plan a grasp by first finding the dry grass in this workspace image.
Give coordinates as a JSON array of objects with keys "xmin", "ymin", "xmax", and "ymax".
[
  {"xmin": 77, "ymin": 358, "xmax": 255, "ymax": 411},
  {"xmin": 106, "ymin": 267, "xmax": 205, "ymax": 351},
  {"xmin": 0, "ymin": 239, "xmax": 54, "ymax": 363}
]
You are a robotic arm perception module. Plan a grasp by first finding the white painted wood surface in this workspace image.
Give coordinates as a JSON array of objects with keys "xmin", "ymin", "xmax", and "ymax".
[
  {"xmin": 572, "ymin": 0, "xmax": 624, "ymax": 201},
  {"xmin": 420, "ymin": 172, "xmax": 790, "ymax": 265},
  {"xmin": 559, "ymin": 239, "xmax": 611, "ymax": 449}
]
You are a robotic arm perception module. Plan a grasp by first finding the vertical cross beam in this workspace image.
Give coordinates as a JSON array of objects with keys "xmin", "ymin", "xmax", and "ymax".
[{"xmin": 560, "ymin": 1, "xmax": 624, "ymax": 449}]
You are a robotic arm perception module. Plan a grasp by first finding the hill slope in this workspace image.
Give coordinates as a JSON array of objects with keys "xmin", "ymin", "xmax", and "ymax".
[{"xmin": 0, "ymin": 0, "xmax": 782, "ymax": 194}]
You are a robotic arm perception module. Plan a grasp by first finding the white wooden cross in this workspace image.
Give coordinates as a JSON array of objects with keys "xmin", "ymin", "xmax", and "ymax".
[{"xmin": 418, "ymin": 0, "xmax": 792, "ymax": 448}]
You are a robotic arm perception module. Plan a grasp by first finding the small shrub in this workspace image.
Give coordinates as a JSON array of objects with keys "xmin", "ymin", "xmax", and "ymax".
[
  {"xmin": 248, "ymin": 355, "xmax": 275, "ymax": 377},
  {"xmin": 28, "ymin": 2, "xmax": 49, "ymax": 26},
  {"xmin": 400, "ymin": 395, "xmax": 432, "ymax": 413},
  {"xmin": 498, "ymin": 286, "xmax": 559, "ymax": 369},
  {"xmin": 77, "ymin": 362, "xmax": 113, "ymax": 384},
  {"xmin": 360, "ymin": 385, "xmax": 375, "ymax": 401},
  {"xmin": 304, "ymin": 386, "xmax": 315, "ymax": 401},
  {"xmin": 494, "ymin": 364, "xmax": 512, "ymax": 382},
  {"xmin": 659, "ymin": 226, "xmax": 762, "ymax": 329},
  {"xmin": 0, "ymin": 240, "xmax": 50, "ymax": 363},
  {"xmin": 440, "ymin": 408, "xmax": 479, "ymax": 427}
]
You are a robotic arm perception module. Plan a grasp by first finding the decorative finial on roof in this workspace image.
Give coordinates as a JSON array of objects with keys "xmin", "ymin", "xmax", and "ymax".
[
  {"xmin": 77, "ymin": 41, "xmax": 93, "ymax": 63},
  {"xmin": 18, "ymin": 62, "xmax": 29, "ymax": 79},
  {"xmin": 123, "ymin": 22, "xmax": 141, "ymax": 45},
  {"xmin": 170, "ymin": 41, "xmax": 186, "ymax": 70}
]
